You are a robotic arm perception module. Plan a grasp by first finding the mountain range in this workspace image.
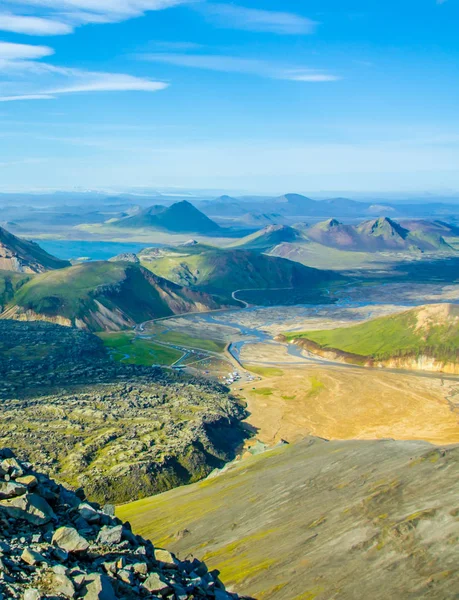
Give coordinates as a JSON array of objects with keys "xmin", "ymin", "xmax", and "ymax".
[{"xmin": 234, "ymin": 217, "xmax": 455, "ymax": 254}]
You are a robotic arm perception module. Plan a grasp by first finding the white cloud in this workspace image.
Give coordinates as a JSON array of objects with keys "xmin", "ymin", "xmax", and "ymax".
[
  {"xmin": 140, "ymin": 52, "xmax": 339, "ymax": 82},
  {"xmin": 199, "ymin": 3, "xmax": 318, "ymax": 35},
  {"xmin": 0, "ymin": 13, "xmax": 72, "ymax": 35},
  {"xmin": 3, "ymin": 0, "xmax": 191, "ymax": 27},
  {"xmin": 0, "ymin": 41, "xmax": 54, "ymax": 59},
  {"xmin": 0, "ymin": 46, "xmax": 168, "ymax": 101}
]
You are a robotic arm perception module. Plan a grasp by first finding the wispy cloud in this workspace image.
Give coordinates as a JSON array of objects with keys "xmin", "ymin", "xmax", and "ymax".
[
  {"xmin": 0, "ymin": 42, "xmax": 168, "ymax": 101},
  {"xmin": 0, "ymin": 13, "xmax": 72, "ymax": 35},
  {"xmin": 0, "ymin": 41, "xmax": 54, "ymax": 60},
  {"xmin": 3, "ymin": 0, "xmax": 191, "ymax": 31},
  {"xmin": 198, "ymin": 3, "xmax": 318, "ymax": 35},
  {"xmin": 140, "ymin": 52, "xmax": 339, "ymax": 82}
]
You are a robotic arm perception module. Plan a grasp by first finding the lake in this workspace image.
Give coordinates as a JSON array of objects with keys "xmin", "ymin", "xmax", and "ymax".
[{"xmin": 35, "ymin": 240, "xmax": 163, "ymax": 262}]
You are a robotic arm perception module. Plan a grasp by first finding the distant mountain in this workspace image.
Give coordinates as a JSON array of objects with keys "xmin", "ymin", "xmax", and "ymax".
[
  {"xmin": 238, "ymin": 212, "xmax": 284, "ymax": 227},
  {"xmin": 114, "ymin": 200, "xmax": 221, "ymax": 234},
  {"xmin": 230, "ymin": 225, "xmax": 302, "ymax": 251},
  {"xmin": 305, "ymin": 217, "xmax": 453, "ymax": 253},
  {"xmin": 307, "ymin": 218, "xmax": 363, "ymax": 250},
  {"xmin": 399, "ymin": 219, "xmax": 459, "ymax": 237},
  {"xmin": 1, "ymin": 261, "xmax": 220, "ymax": 331},
  {"xmin": 356, "ymin": 217, "xmax": 451, "ymax": 251},
  {"xmin": 0, "ymin": 226, "xmax": 70, "ymax": 273},
  {"xmin": 286, "ymin": 303, "xmax": 459, "ymax": 372},
  {"xmin": 138, "ymin": 244, "xmax": 332, "ymax": 300},
  {"xmin": 273, "ymin": 194, "xmax": 372, "ymax": 217}
]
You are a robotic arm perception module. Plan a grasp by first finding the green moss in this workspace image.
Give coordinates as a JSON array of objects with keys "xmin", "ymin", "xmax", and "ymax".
[
  {"xmin": 243, "ymin": 365, "xmax": 284, "ymax": 377},
  {"xmin": 307, "ymin": 376, "xmax": 325, "ymax": 397},
  {"xmin": 252, "ymin": 388, "xmax": 274, "ymax": 396}
]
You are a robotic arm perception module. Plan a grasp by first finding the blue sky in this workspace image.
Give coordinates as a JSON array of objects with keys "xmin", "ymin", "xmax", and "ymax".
[{"xmin": 0, "ymin": 0, "xmax": 458, "ymax": 194}]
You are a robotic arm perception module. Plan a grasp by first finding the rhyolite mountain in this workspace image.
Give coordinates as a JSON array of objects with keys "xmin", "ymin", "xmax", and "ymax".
[
  {"xmin": 119, "ymin": 436, "xmax": 459, "ymax": 600},
  {"xmin": 306, "ymin": 217, "xmax": 453, "ymax": 252},
  {"xmin": 1, "ymin": 261, "xmax": 221, "ymax": 331},
  {"xmin": 113, "ymin": 200, "xmax": 221, "ymax": 234},
  {"xmin": 284, "ymin": 303, "xmax": 459, "ymax": 373},
  {"xmin": 0, "ymin": 226, "xmax": 71, "ymax": 273}
]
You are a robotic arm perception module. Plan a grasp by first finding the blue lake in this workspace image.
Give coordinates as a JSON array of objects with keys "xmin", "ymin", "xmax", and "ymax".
[{"xmin": 35, "ymin": 240, "xmax": 163, "ymax": 261}]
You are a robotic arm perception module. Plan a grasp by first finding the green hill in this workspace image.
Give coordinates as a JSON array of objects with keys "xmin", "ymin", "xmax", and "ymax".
[
  {"xmin": 230, "ymin": 224, "xmax": 302, "ymax": 251},
  {"xmin": 118, "ymin": 436, "xmax": 459, "ymax": 600},
  {"xmin": 1, "ymin": 261, "xmax": 220, "ymax": 331},
  {"xmin": 113, "ymin": 200, "xmax": 221, "ymax": 234},
  {"xmin": 0, "ymin": 226, "xmax": 71, "ymax": 273},
  {"xmin": 285, "ymin": 303, "xmax": 459, "ymax": 366},
  {"xmin": 139, "ymin": 244, "xmax": 333, "ymax": 300}
]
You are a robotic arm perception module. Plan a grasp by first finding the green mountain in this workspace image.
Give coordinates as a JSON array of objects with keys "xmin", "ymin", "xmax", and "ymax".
[
  {"xmin": 230, "ymin": 224, "xmax": 302, "ymax": 251},
  {"xmin": 0, "ymin": 226, "xmax": 71, "ymax": 273},
  {"xmin": 113, "ymin": 200, "xmax": 221, "ymax": 234},
  {"xmin": 118, "ymin": 436, "xmax": 459, "ymax": 600},
  {"xmin": 1, "ymin": 261, "xmax": 220, "ymax": 331},
  {"xmin": 305, "ymin": 217, "xmax": 453, "ymax": 252},
  {"xmin": 139, "ymin": 244, "xmax": 332, "ymax": 299},
  {"xmin": 285, "ymin": 303, "xmax": 459, "ymax": 369}
]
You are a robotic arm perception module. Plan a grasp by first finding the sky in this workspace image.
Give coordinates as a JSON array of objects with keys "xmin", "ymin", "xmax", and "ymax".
[{"xmin": 0, "ymin": 0, "xmax": 458, "ymax": 194}]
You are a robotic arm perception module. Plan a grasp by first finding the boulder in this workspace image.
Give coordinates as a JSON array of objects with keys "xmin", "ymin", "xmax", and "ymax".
[
  {"xmin": 142, "ymin": 572, "xmax": 172, "ymax": 595},
  {"xmin": 96, "ymin": 525, "xmax": 123, "ymax": 546},
  {"xmin": 52, "ymin": 527, "xmax": 89, "ymax": 554},
  {"xmin": 81, "ymin": 574, "xmax": 116, "ymax": 600},
  {"xmin": 0, "ymin": 493, "xmax": 55, "ymax": 525}
]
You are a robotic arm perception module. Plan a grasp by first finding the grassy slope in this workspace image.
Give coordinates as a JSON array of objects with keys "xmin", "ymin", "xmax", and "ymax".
[
  {"xmin": 140, "ymin": 246, "xmax": 332, "ymax": 296},
  {"xmin": 12, "ymin": 261, "xmax": 127, "ymax": 317},
  {"xmin": 0, "ymin": 270, "xmax": 32, "ymax": 309},
  {"xmin": 118, "ymin": 437, "xmax": 459, "ymax": 600},
  {"xmin": 6, "ymin": 261, "xmax": 217, "ymax": 330},
  {"xmin": 286, "ymin": 304, "xmax": 459, "ymax": 362}
]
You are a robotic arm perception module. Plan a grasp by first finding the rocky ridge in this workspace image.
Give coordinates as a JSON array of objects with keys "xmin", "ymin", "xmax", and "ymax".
[{"xmin": 0, "ymin": 448, "xmax": 247, "ymax": 599}]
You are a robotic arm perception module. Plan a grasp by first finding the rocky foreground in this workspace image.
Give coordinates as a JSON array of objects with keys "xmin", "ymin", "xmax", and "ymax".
[
  {"xmin": 0, "ymin": 322, "xmax": 247, "ymax": 504},
  {"xmin": 0, "ymin": 448, "xmax": 248, "ymax": 599}
]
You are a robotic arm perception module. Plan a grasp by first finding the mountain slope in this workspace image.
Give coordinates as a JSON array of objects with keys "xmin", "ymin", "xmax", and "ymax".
[
  {"xmin": 114, "ymin": 201, "xmax": 221, "ymax": 233},
  {"xmin": 230, "ymin": 225, "xmax": 302, "ymax": 251},
  {"xmin": 304, "ymin": 217, "xmax": 453, "ymax": 253},
  {"xmin": 0, "ymin": 270, "xmax": 32, "ymax": 311},
  {"xmin": 118, "ymin": 436, "xmax": 459, "ymax": 600},
  {"xmin": 139, "ymin": 245, "xmax": 333, "ymax": 299},
  {"xmin": 1, "ymin": 261, "xmax": 221, "ymax": 331},
  {"xmin": 0, "ymin": 226, "xmax": 70, "ymax": 273},
  {"xmin": 285, "ymin": 303, "xmax": 459, "ymax": 372}
]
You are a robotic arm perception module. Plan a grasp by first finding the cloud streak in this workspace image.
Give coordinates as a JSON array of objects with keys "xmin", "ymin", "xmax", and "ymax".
[
  {"xmin": 140, "ymin": 52, "xmax": 340, "ymax": 82},
  {"xmin": 199, "ymin": 3, "xmax": 318, "ymax": 35},
  {"xmin": 3, "ymin": 0, "xmax": 191, "ymax": 29},
  {"xmin": 0, "ymin": 13, "xmax": 72, "ymax": 35},
  {"xmin": 0, "ymin": 43, "xmax": 168, "ymax": 101}
]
